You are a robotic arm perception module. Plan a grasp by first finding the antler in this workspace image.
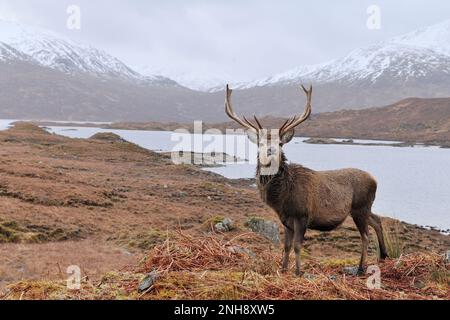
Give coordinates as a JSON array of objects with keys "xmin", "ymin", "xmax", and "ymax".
[
  {"xmin": 225, "ymin": 85, "xmax": 262, "ymax": 131},
  {"xmin": 280, "ymin": 85, "xmax": 313, "ymax": 135}
]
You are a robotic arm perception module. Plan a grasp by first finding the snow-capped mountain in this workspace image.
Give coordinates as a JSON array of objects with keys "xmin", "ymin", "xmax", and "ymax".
[
  {"xmin": 199, "ymin": 19, "xmax": 450, "ymax": 118},
  {"xmin": 0, "ymin": 41, "xmax": 30, "ymax": 62},
  {"xmin": 235, "ymin": 19, "xmax": 450, "ymax": 90},
  {"xmin": 0, "ymin": 20, "xmax": 177, "ymax": 85},
  {"xmin": 392, "ymin": 19, "xmax": 450, "ymax": 56},
  {"xmin": 244, "ymin": 43, "xmax": 450, "ymax": 87}
]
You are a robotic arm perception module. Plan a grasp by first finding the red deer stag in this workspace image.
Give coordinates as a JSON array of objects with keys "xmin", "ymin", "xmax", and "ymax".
[{"xmin": 225, "ymin": 85, "xmax": 388, "ymax": 276}]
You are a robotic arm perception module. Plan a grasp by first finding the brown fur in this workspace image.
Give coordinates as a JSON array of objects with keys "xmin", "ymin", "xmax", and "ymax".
[{"xmin": 257, "ymin": 152, "xmax": 388, "ymax": 276}]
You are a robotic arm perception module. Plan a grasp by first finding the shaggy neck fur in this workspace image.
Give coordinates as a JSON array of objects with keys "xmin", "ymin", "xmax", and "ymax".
[{"xmin": 256, "ymin": 152, "xmax": 290, "ymax": 202}]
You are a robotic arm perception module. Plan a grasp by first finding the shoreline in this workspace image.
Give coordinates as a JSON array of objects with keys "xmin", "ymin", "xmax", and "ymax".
[{"xmin": 15, "ymin": 120, "xmax": 450, "ymax": 149}]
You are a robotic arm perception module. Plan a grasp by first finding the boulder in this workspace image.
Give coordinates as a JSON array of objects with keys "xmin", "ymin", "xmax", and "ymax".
[
  {"xmin": 214, "ymin": 217, "xmax": 234, "ymax": 232},
  {"xmin": 245, "ymin": 217, "xmax": 280, "ymax": 244},
  {"xmin": 342, "ymin": 266, "xmax": 360, "ymax": 276}
]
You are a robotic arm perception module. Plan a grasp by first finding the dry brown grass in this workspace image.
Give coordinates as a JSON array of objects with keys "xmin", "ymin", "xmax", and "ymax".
[
  {"xmin": 138, "ymin": 232, "xmax": 449, "ymax": 300},
  {"xmin": 1, "ymin": 231, "xmax": 448, "ymax": 300}
]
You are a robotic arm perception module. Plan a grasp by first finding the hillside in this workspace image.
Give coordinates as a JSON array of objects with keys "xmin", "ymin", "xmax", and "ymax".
[
  {"xmin": 0, "ymin": 124, "xmax": 448, "ymax": 300},
  {"xmin": 0, "ymin": 60, "xmax": 213, "ymax": 122},
  {"xmin": 62, "ymin": 96, "xmax": 450, "ymax": 146},
  {"xmin": 295, "ymin": 97, "xmax": 450, "ymax": 145}
]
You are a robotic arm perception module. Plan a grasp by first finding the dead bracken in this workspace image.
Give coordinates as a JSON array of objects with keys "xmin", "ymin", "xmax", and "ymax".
[{"xmin": 2, "ymin": 231, "xmax": 448, "ymax": 300}]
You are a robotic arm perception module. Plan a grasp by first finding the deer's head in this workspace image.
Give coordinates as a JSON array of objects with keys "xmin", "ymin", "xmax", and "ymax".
[{"xmin": 225, "ymin": 85, "xmax": 312, "ymax": 174}]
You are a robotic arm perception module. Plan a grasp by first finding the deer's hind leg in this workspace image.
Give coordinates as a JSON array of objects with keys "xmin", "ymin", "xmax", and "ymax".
[
  {"xmin": 368, "ymin": 212, "xmax": 388, "ymax": 260},
  {"xmin": 351, "ymin": 210, "xmax": 370, "ymax": 276}
]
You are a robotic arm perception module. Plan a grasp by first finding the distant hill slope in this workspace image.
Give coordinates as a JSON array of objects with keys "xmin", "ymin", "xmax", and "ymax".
[
  {"xmin": 227, "ymin": 97, "xmax": 450, "ymax": 144},
  {"xmin": 294, "ymin": 97, "xmax": 450, "ymax": 144},
  {"xmin": 0, "ymin": 60, "xmax": 210, "ymax": 122},
  {"xmin": 97, "ymin": 97, "xmax": 450, "ymax": 145}
]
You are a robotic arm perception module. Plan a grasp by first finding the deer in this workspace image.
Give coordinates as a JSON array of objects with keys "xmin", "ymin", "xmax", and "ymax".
[{"xmin": 224, "ymin": 84, "xmax": 388, "ymax": 276}]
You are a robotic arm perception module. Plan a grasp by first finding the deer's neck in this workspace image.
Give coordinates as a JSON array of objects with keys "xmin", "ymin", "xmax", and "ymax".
[{"xmin": 256, "ymin": 152, "xmax": 290, "ymax": 204}]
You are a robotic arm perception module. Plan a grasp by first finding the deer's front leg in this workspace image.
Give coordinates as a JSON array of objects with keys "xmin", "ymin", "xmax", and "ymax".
[
  {"xmin": 281, "ymin": 225, "xmax": 294, "ymax": 273},
  {"xmin": 294, "ymin": 217, "xmax": 307, "ymax": 277}
]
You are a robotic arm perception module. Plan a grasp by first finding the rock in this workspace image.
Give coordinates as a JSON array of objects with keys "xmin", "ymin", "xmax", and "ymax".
[
  {"xmin": 214, "ymin": 222, "xmax": 227, "ymax": 233},
  {"xmin": 342, "ymin": 266, "xmax": 359, "ymax": 276},
  {"xmin": 445, "ymin": 250, "xmax": 450, "ymax": 264},
  {"xmin": 245, "ymin": 217, "xmax": 280, "ymax": 244},
  {"xmin": 222, "ymin": 218, "xmax": 233, "ymax": 230},
  {"xmin": 138, "ymin": 270, "xmax": 159, "ymax": 293},
  {"xmin": 214, "ymin": 217, "xmax": 234, "ymax": 232}
]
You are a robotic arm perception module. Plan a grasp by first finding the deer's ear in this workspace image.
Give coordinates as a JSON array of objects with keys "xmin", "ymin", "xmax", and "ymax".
[
  {"xmin": 246, "ymin": 129, "xmax": 258, "ymax": 144},
  {"xmin": 280, "ymin": 129, "xmax": 295, "ymax": 145}
]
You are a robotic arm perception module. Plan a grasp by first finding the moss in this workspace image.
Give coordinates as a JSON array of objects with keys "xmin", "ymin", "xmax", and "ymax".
[
  {"xmin": 2, "ymin": 221, "xmax": 20, "ymax": 229},
  {"xmin": 3, "ymin": 281, "xmax": 66, "ymax": 300},
  {"xmin": 322, "ymin": 257, "xmax": 359, "ymax": 267},
  {"xmin": 135, "ymin": 229, "xmax": 167, "ymax": 250},
  {"xmin": 0, "ymin": 221, "xmax": 84, "ymax": 244},
  {"xmin": 0, "ymin": 224, "xmax": 20, "ymax": 243},
  {"xmin": 244, "ymin": 216, "xmax": 265, "ymax": 228}
]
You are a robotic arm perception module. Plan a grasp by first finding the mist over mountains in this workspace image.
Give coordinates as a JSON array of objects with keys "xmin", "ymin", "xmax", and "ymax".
[{"xmin": 2, "ymin": 19, "xmax": 450, "ymax": 122}]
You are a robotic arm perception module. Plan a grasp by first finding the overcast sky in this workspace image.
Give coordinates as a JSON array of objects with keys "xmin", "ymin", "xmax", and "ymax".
[{"xmin": 1, "ymin": 0, "xmax": 450, "ymax": 81}]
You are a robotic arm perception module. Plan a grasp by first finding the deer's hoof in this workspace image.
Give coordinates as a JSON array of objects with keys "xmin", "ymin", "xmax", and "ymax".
[
  {"xmin": 356, "ymin": 267, "xmax": 366, "ymax": 276},
  {"xmin": 295, "ymin": 270, "xmax": 304, "ymax": 277}
]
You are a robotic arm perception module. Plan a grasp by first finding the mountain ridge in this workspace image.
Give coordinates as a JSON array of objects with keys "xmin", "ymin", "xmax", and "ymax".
[
  {"xmin": 3, "ymin": 19, "xmax": 450, "ymax": 122},
  {"xmin": 0, "ymin": 20, "xmax": 176, "ymax": 85}
]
